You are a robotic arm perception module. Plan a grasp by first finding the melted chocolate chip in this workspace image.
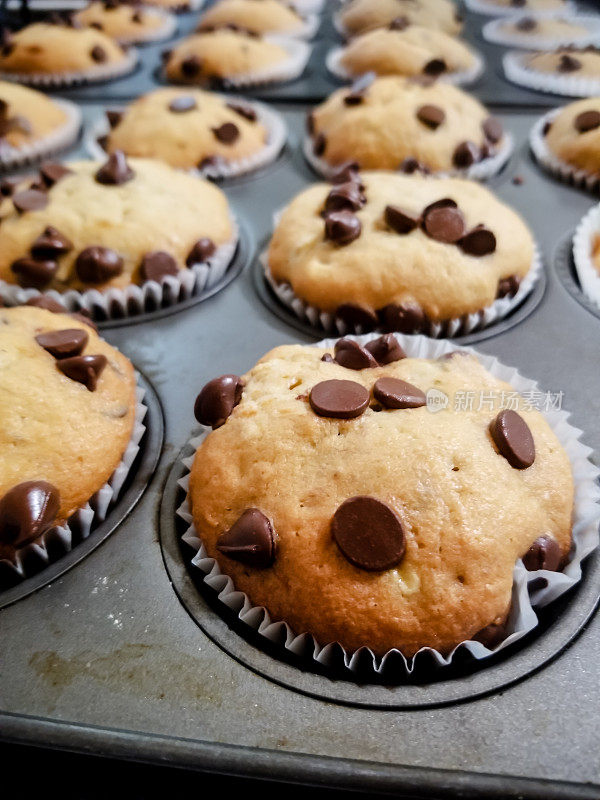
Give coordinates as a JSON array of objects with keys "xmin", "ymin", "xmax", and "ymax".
[
  {"xmin": 574, "ymin": 110, "xmax": 600, "ymax": 133},
  {"xmin": 365, "ymin": 334, "xmax": 406, "ymax": 365},
  {"xmin": 321, "ymin": 353, "xmax": 334, "ymax": 363},
  {"xmin": 522, "ymin": 534, "xmax": 562, "ymax": 571},
  {"xmin": 324, "ymin": 210, "xmax": 361, "ymax": 246},
  {"xmin": 194, "ymin": 374, "xmax": 244, "ymax": 428},
  {"xmin": 40, "ymin": 161, "xmax": 73, "ymax": 187},
  {"xmin": 95, "ymin": 150, "xmax": 135, "ymax": 185},
  {"xmin": 58, "ymin": 354, "xmax": 107, "ymax": 391},
  {"xmin": 490, "ymin": 409, "xmax": 535, "ymax": 469},
  {"xmin": 90, "ymin": 44, "xmax": 107, "ymax": 62},
  {"xmin": 331, "ymin": 496, "xmax": 406, "ymax": 571},
  {"xmin": 106, "ymin": 110, "xmax": 124, "ymax": 128},
  {"xmin": 217, "ymin": 508, "xmax": 275, "ymax": 568},
  {"xmin": 416, "ymin": 104, "xmax": 445, "ymax": 129},
  {"xmin": 334, "ymin": 338, "xmax": 378, "ymax": 370},
  {"xmin": 558, "ymin": 54, "xmax": 581, "ymax": 73},
  {"xmin": 423, "ymin": 204, "xmax": 465, "ymax": 244},
  {"xmin": 212, "ymin": 121, "xmax": 239, "ymax": 144},
  {"xmin": 385, "ymin": 205, "xmax": 420, "ymax": 234},
  {"xmin": 11, "ymin": 257, "xmax": 58, "ymax": 289},
  {"xmin": 453, "ymin": 141, "xmax": 480, "ymax": 168},
  {"xmin": 378, "ymin": 302, "xmax": 424, "ymax": 333},
  {"xmin": 373, "ymin": 377, "xmax": 426, "ymax": 409},
  {"xmin": 459, "ymin": 226, "xmax": 496, "ymax": 256},
  {"xmin": 334, "ymin": 304, "xmax": 377, "ymax": 332},
  {"xmin": 12, "ymin": 189, "xmax": 48, "ymax": 214},
  {"xmin": 483, "ymin": 116, "xmax": 503, "ymax": 144},
  {"xmin": 35, "ymin": 328, "xmax": 88, "ymax": 359},
  {"xmin": 497, "ymin": 275, "xmax": 521, "ymax": 298},
  {"xmin": 399, "ymin": 156, "xmax": 430, "ymax": 174},
  {"xmin": 75, "ymin": 247, "xmax": 124, "ymax": 284},
  {"xmin": 324, "ymin": 181, "xmax": 366, "ymax": 213},
  {"xmin": 226, "ymin": 102, "xmax": 257, "ymax": 122},
  {"xmin": 31, "ymin": 226, "xmax": 73, "ymax": 259},
  {"xmin": 140, "ymin": 251, "xmax": 178, "ymax": 282},
  {"xmin": 423, "ymin": 58, "xmax": 446, "ymax": 76},
  {"xmin": 0, "ymin": 481, "xmax": 60, "ymax": 549},
  {"xmin": 309, "ymin": 379, "xmax": 369, "ymax": 419},
  {"xmin": 25, "ymin": 295, "xmax": 67, "ymax": 313},
  {"xmin": 186, "ymin": 238, "xmax": 216, "ymax": 265}
]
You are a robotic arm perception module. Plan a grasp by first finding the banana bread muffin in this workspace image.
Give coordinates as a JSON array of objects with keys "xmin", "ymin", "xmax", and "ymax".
[
  {"xmin": 197, "ymin": 0, "xmax": 307, "ymax": 36},
  {"xmin": 542, "ymin": 98, "xmax": 600, "ymax": 175},
  {"xmin": 524, "ymin": 47, "xmax": 600, "ymax": 78},
  {"xmin": 74, "ymin": 1, "xmax": 174, "ymax": 45},
  {"xmin": 338, "ymin": 0, "xmax": 463, "ymax": 37},
  {"xmin": 495, "ymin": 15, "xmax": 588, "ymax": 43},
  {"xmin": 187, "ymin": 340, "xmax": 573, "ymax": 656}
]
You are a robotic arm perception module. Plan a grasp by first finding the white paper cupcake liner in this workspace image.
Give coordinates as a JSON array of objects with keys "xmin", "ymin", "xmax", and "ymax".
[
  {"xmin": 0, "ymin": 216, "xmax": 239, "ymax": 320},
  {"xmin": 0, "ymin": 99, "xmax": 81, "ymax": 173},
  {"xmin": 572, "ymin": 203, "xmax": 600, "ymax": 311},
  {"xmin": 276, "ymin": 13, "xmax": 320, "ymax": 40},
  {"xmin": 325, "ymin": 46, "xmax": 485, "ymax": 87},
  {"xmin": 0, "ymin": 48, "xmax": 138, "ymax": 88},
  {"xmin": 503, "ymin": 50, "xmax": 600, "ymax": 97},
  {"xmin": 482, "ymin": 14, "xmax": 600, "ymax": 50},
  {"xmin": 529, "ymin": 107, "xmax": 600, "ymax": 192},
  {"xmin": 115, "ymin": 10, "xmax": 178, "ymax": 46},
  {"xmin": 465, "ymin": 0, "xmax": 576, "ymax": 17},
  {"xmin": 176, "ymin": 334, "xmax": 600, "ymax": 676},
  {"xmin": 302, "ymin": 132, "xmax": 514, "ymax": 182},
  {"xmin": 85, "ymin": 99, "xmax": 287, "ymax": 180},
  {"xmin": 291, "ymin": 0, "xmax": 325, "ymax": 14},
  {"xmin": 0, "ymin": 378, "xmax": 147, "ymax": 586}
]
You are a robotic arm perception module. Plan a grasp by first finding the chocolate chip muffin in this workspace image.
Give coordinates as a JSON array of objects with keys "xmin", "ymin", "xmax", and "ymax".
[
  {"xmin": 478, "ymin": 0, "xmax": 569, "ymax": 10},
  {"xmin": 164, "ymin": 28, "xmax": 291, "ymax": 86},
  {"xmin": 197, "ymin": 0, "xmax": 307, "ymax": 36},
  {"xmin": 338, "ymin": 0, "xmax": 463, "ymax": 37},
  {"xmin": 542, "ymin": 99, "xmax": 600, "ymax": 175},
  {"xmin": 0, "ymin": 22, "xmax": 131, "ymax": 80},
  {"xmin": 0, "ymin": 81, "xmax": 72, "ymax": 159},
  {"xmin": 0, "ymin": 304, "xmax": 136, "ymax": 564},
  {"xmin": 335, "ymin": 24, "xmax": 478, "ymax": 80},
  {"xmin": 496, "ymin": 15, "xmax": 588, "ymax": 43},
  {"xmin": 307, "ymin": 76, "xmax": 508, "ymax": 175},
  {"xmin": 187, "ymin": 340, "xmax": 573, "ymax": 656},
  {"xmin": 102, "ymin": 88, "xmax": 269, "ymax": 171},
  {"xmin": 266, "ymin": 170, "xmax": 534, "ymax": 332},
  {"xmin": 0, "ymin": 153, "xmax": 234, "ymax": 295},
  {"xmin": 74, "ymin": 1, "xmax": 174, "ymax": 45},
  {"xmin": 524, "ymin": 48, "xmax": 600, "ymax": 78}
]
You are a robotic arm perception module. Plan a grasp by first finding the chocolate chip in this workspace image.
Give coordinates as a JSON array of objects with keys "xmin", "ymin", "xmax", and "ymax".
[
  {"xmin": 106, "ymin": 109, "xmax": 124, "ymax": 128},
  {"xmin": 399, "ymin": 157, "xmax": 429, "ymax": 174},
  {"xmin": 31, "ymin": 226, "xmax": 73, "ymax": 259},
  {"xmin": 12, "ymin": 189, "xmax": 48, "ymax": 214},
  {"xmin": 423, "ymin": 58, "xmax": 446, "ymax": 76},
  {"xmin": 558, "ymin": 54, "xmax": 581, "ymax": 73},
  {"xmin": 168, "ymin": 95, "xmax": 197, "ymax": 113},
  {"xmin": 515, "ymin": 16, "xmax": 537, "ymax": 32},
  {"xmin": 90, "ymin": 22, "xmax": 103, "ymax": 30},
  {"xmin": 331, "ymin": 496, "xmax": 406, "ymax": 571},
  {"xmin": 211, "ymin": 121, "xmax": 239, "ymax": 144},
  {"xmin": 373, "ymin": 377, "xmax": 426, "ymax": 409},
  {"xmin": 324, "ymin": 181, "xmax": 365, "ymax": 213},
  {"xmin": 90, "ymin": 45, "xmax": 107, "ymax": 62},
  {"xmin": 96, "ymin": 135, "xmax": 109, "ymax": 152},
  {"xmin": 309, "ymin": 379, "xmax": 369, "ymax": 419},
  {"xmin": 0, "ymin": 176, "xmax": 21, "ymax": 196},
  {"xmin": 186, "ymin": 238, "xmax": 216, "ymax": 265},
  {"xmin": 453, "ymin": 141, "xmax": 480, "ymax": 168},
  {"xmin": 25, "ymin": 295, "xmax": 67, "ymax": 313},
  {"xmin": 321, "ymin": 353, "xmax": 334, "ymax": 363},
  {"xmin": 511, "ymin": 0, "xmax": 526, "ymax": 6},
  {"xmin": 512, "ymin": 175, "xmax": 524, "ymax": 186},
  {"xmin": 389, "ymin": 16, "xmax": 409, "ymax": 30},
  {"xmin": 574, "ymin": 110, "xmax": 600, "ymax": 133},
  {"xmin": 378, "ymin": 302, "xmax": 425, "ymax": 333},
  {"xmin": 324, "ymin": 210, "xmax": 361, "ymax": 246},
  {"xmin": 70, "ymin": 312, "xmax": 97, "ymax": 332},
  {"xmin": 95, "ymin": 150, "xmax": 135, "ymax": 185},
  {"xmin": 459, "ymin": 226, "xmax": 496, "ymax": 256},
  {"xmin": 75, "ymin": 247, "xmax": 124, "ymax": 284},
  {"xmin": 473, "ymin": 616, "xmax": 509, "ymax": 648},
  {"xmin": 226, "ymin": 102, "xmax": 257, "ymax": 122},
  {"xmin": 334, "ymin": 338, "xmax": 378, "ymax": 370},
  {"xmin": 522, "ymin": 534, "xmax": 562, "ymax": 571},
  {"xmin": 490, "ymin": 409, "xmax": 535, "ymax": 469},
  {"xmin": 423, "ymin": 204, "xmax": 465, "ymax": 244},
  {"xmin": 497, "ymin": 275, "xmax": 521, "ymax": 298},
  {"xmin": 140, "ymin": 251, "xmax": 178, "ymax": 282},
  {"xmin": 313, "ymin": 133, "xmax": 326, "ymax": 157},
  {"xmin": 344, "ymin": 72, "xmax": 375, "ymax": 105},
  {"xmin": 330, "ymin": 161, "xmax": 361, "ymax": 185},
  {"xmin": 416, "ymin": 104, "xmax": 445, "ymax": 130},
  {"xmin": 217, "ymin": 508, "xmax": 275, "ymax": 568},
  {"xmin": 132, "ymin": 11, "xmax": 143, "ymax": 23},
  {"xmin": 542, "ymin": 120, "xmax": 552, "ymax": 136},
  {"xmin": 194, "ymin": 374, "xmax": 244, "ymax": 428},
  {"xmin": 306, "ymin": 111, "xmax": 314, "ymax": 135},
  {"xmin": 11, "ymin": 257, "xmax": 58, "ymax": 289},
  {"xmin": 385, "ymin": 205, "xmax": 420, "ymax": 234},
  {"xmin": 57, "ymin": 354, "xmax": 106, "ymax": 391},
  {"xmin": 483, "ymin": 116, "xmax": 503, "ymax": 144},
  {"xmin": 0, "ymin": 481, "xmax": 60, "ymax": 549},
  {"xmin": 198, "ymin": 154, "xmax": 227, "ymax": 172},
  {"xmin": 365, "ymin": 334, "xmax": 406, "ymax": 365},
  {"xmin": 334, "ymin": 304, "xmax": 377, "ymax": 332},
  {"xmin": 35, "ymin": 328, "xmax": 88, "ymax": 359},
  {"xmin": 161, "ymin": 48, "xmax": 172, "ymax": 63}
]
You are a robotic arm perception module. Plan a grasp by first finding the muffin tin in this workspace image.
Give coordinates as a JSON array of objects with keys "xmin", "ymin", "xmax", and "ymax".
[{"xmin": 2, "ymin": 2, "xmax": 600, "ymax": 798}]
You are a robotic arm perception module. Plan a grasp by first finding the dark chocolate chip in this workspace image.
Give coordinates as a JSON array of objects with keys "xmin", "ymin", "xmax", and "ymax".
[
  {"xmin": 31, "ymin": 226, "xmax": 73, "ymax": 259},
  {"xmin": 0, "ymin": 176, "xmax": 21, "ymax": 196},
  {"xmin": 459, "ymin": 226, "xmax": 496, "ymax": 256},
  {"xmin": 416, "ymin": 104, "xmax": 445, "ymax": 129},
  {"xmin": 106, "ymin": 109, "xmax": 124, "ymax": 128},
  {"xmin": 194, "ymin": 374, "xmax": 244, "ymax": 428},
  {"xmin": 423, "ymin": 204, "xmax": 465, "ymax": 244},
  {"xmin": 399, "ymin": 156, "xmax": 429, "ymax": 174},
  {"xmin": 306, "ymin": 111, "xmax": 314, "ymax": 135},
  {"xmin": 35, "ymin": 328, "xmax": 88, "ymax": 359},
  {"xmin": 95, "ymin": 150, "xmax": 135, "ymax": 185},
  {"xmin": 57, "ymin": 354, "xmax": 107, "ymax": 391},
  {"xmin": 132, "ymin": 11, "xmax": 143, "ymax": 23},
  {"xmin": 334, "ymin": 304, "xmax": 377, "ymax": 332},
  {"xmin": 496, "ymin": 274, "xmax": 521, "ymax": 298},
  {"xmin": 25, "ymin": 295, "xmax": 67, "ymax": 313},
  {"xmin": 226, "ymin": 102, "xmax": 257, "ymax": 122},
  {"xmin": 90, "ymin": 44, "xmax": 107, "ymax": 62},
  {"xmin": 140, "ymin": 251, "xmax": 178, "ymax": 282},
  {"xmin": 96, "ymin": 134, "xmax": 109, "ymax": 152},
  {"xmin": 331, "ymin": 496, "xmax": 406, "ymax": 571},
  {"xmin": 511, "ymin": 0, "xmax": 526, "ymax": 7},
  {"xmin": 574, "ymin": 110, "xmax": 600, "ymax": 133},
  {"xmin": 90, "ymin": 22, "xmax": 103, "ymax": 30},
  {"xmin": 473, "ymin": 615, "xmax": 509, "ymax": 648},
  {"xmin": 321, "ymin": 353, "xmax": 334, "ymax": 363},
  {"xmin": 334, "ymin": 338, "xmax": 378, "ymax": 370},
  {"xmin": 75, "ymin": 247, "xmax": 124, "ymax": 284},
  {"xmin": 313, "ymin": 133, "xmax": 326, "ymax": 156},
  {"xmin": 330, "ymin": 161, "xmax": 362, "ymax": 185},
  {"xmin": 309, "ymin": 379, "xmax": 369, "ymax": 419},
  {"xmin": 161, "ymin": 48, "xmax": 173, "ymax": 63},
  {"xmin": 365, "ymin": 334, "xmax": 406, "ymax": 365},
  {"xmin": 378, "ymin": 302, "xmax": 425, "ymax": 334},
  {"xmin": 483, "ymin": 116, "xmax": 503, "ymax": 144},
  {"xmin": 389, "ymin": 16, "xmax": 409, "ymax": 30},
  {"xmin": 217, "ymin": 508, "xmax": 275, "ymax": 568},
  {"xmin": 373, "ymin": 377, "xmax": 426, "ymax": 409},
  {"xmin": 522, "ymin": 534, "xmax": 562, "ymax": 571},
  {"xmin": 515, "ymin": 16, "xmax": 537, "ymax": 32},
  {"xmin": 186, "ymin": 237, "xmax": 216, "ymax": 265},
  {"xmin": 512, "ymin": 175, "xmax": 524, "ymax": 185},
  {"xmin": 557, "ymin": 54, "xmax": 581, "ymax": 73},
  {"xmin": 11, "ymin": 257, "xmax": 58, "ymax": 289},
  {"xmin": 0, "ymin": 481, "xmax": 60, "ymax": 549},
  {"xmin": 40, "ymin": 161, "xmax": 73, "ymax": 187},
  {"xmin": 385, "ymin": 204, "xmax": 420, "ymax": 234},
  {"xmin": 324, "ymin": 181, "xmax": 366, "ymax": 213},
  {"xmin": 212, "ymin": 121, "xmax": 239, "ymax": 144},
  {"xmin": 12, "ymin": 189, "xmax": 48, "ymax": 214},
  {"xmin": 324, "ymin": 210, "xmax": 361, "ymax": 246},
  {"xmin": 542, "ymin": 120, "xmax": 552, "ymax": 136},
  {"xmin": 490, "ymin": 409, "xmax": 535, "ymax": 469},
  {"xmin": 453, "ymin": 141, "xmax": 480, "ymax": 168},
  {"xmin": 423, "ymin": 58, "xmax": 446, "ymax": 76}
]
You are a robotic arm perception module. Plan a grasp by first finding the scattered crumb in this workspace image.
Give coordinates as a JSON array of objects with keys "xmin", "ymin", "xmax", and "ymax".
[{"xmin": 512, "ymin": 175, "xmax": 524, "ymax": 185}]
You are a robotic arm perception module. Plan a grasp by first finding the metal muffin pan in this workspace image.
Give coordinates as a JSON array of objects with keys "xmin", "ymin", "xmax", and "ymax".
[{"xmin": 2, "ymin": 1, "xmax": 600, "ymax": 797}]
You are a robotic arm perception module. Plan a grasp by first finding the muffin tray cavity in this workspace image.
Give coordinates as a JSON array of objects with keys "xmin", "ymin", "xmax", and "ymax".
[{"xmin": 2, "ymin": 2, "xmax": 600, "ymax": 799}]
